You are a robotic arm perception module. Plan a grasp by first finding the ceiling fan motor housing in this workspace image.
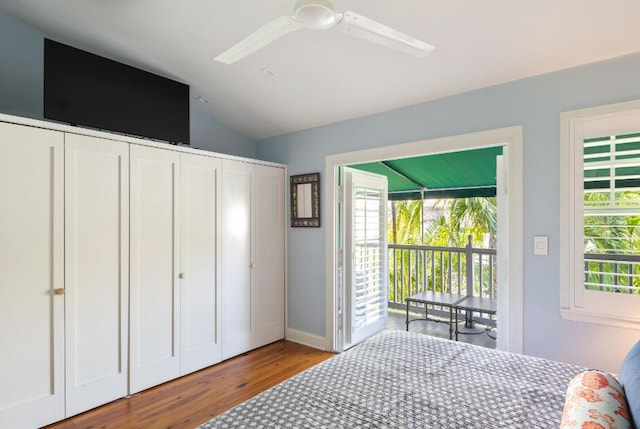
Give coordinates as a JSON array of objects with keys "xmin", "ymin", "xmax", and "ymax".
[{"xmin": 293, "ymin": 0, "xmax": 338, "ymax": 30}]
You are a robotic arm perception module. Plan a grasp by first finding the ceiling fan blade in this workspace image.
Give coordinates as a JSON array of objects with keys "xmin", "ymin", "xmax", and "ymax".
[
  {"xmin": 215, "ymin": 16, "xmax": 302, "ymax": 64},
  {"xmin": 336, "ymin": 11, "xmax": 434, "ymax": 58}
]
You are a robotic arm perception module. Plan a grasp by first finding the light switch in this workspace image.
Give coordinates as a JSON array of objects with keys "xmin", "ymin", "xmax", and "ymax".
[{"xmin": 533, "ymin": 235, "xmax": 548, "ymax": 256}]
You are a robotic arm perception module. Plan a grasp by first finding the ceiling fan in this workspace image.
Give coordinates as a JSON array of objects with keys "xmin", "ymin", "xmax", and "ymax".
[{"xmin": 214, "ymin": 0, "xmax": 435, "ymax": 64}]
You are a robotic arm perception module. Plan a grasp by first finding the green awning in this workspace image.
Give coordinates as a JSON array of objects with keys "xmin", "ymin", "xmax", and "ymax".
[{"xmin": 349, "ymin": 146, "xmax": 503, "ymax": 200}]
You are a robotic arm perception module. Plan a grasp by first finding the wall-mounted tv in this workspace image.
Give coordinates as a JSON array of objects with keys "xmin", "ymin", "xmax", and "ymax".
[{"xmin": 44, "ymin": 39, "xmax": 190, "ymax": 145}]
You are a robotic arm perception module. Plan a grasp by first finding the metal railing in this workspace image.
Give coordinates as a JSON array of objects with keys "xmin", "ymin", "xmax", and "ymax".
[
  {"xmin": 389, "ymin": 240, "xmax": 640, "ymax": 320},
  {"xmin": 388, "ymin": 235, "xmax": 497, "ymax": 311},
  {"xmin": 584, "ymin": 253, "xmax": 640, "ymax": 294}
]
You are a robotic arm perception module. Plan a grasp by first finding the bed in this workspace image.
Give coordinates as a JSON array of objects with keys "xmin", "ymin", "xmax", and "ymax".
[{"xmin": 199, "ymin": 330, "xmax": 595, "ymax": 428}]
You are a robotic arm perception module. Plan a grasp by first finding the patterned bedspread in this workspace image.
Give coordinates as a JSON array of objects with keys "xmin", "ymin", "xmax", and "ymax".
[{"xmin": 199, "ymin": 330, "xmax": 584, "ymax": 428}]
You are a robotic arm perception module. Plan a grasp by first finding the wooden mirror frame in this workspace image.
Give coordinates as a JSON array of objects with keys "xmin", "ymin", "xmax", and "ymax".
[{"xmin": 290, "ymin": 172, "xmax": 320, "ymax": 227}]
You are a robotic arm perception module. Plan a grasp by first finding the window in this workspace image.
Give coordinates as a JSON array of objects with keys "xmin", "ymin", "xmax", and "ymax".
[{"xmin": 561, "ymin": 100, "xmax": 640, "ymax": 329}]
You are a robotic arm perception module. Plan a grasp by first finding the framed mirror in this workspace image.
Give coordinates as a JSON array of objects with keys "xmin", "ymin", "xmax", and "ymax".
[{"xmin": 290, "ymin": 172, "xmax": 320, "ymax": 227}]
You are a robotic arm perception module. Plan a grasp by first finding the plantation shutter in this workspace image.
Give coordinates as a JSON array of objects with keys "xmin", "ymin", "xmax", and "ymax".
[
  {"xmin": 583, "ymin": 132, "xmax": 640, "ymax": 294},
  {"xmin": 344, "ymin": 167, "xmax": 388, "ymax": 348}
]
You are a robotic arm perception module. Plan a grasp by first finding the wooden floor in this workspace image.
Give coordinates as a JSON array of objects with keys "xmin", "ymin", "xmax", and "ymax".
[
  {"xmin": 44, "ymin": 311, "xmax": 492, "ymax": 429},
  {"xmin": 44, "ymin": 341, "xmax": 335, "ymax": 429}
]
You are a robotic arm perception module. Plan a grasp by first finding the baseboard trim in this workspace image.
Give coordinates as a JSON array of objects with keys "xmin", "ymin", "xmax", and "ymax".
[{"xmin": 285, "ymin": 328, "xmax": 328, "ymax": 350}]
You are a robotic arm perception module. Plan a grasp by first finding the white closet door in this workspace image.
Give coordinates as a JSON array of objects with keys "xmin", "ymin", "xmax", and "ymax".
[
  {"xmin": 254, "ymin": 165, "xmax": 285, "ymax": 347},
  {"xmin": 130, "ymin": 144, "xmax": 181, "ymax": 394},
  {"xmin": 0, "ymin": 124, "xmax": 65, "ymax": 429},
  {"xmin": 221, "ymin": 159, "xmax": 255, "ymax": 359},
  {"xmin": 64, "ymin": 134, "xmax": 129, "ymax": 416},
  {"xmin": 180, "ymin": 153, "xmax": 222, "ymax": 374}
]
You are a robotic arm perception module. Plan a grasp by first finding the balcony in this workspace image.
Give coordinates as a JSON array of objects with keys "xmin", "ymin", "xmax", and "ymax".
[
  {"xmin": 387, "ymin": 237, "xmax": 640, "ymax": 348},
  {"xmin": 387, "ymin": 236, "xmax": 497, "ymax": 348}
]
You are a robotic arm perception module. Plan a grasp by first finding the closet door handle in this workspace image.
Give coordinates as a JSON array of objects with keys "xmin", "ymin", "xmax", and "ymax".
[
  {"xmin": 178, "ymin": 273, "xmax": 186, "ymax": 279},
  {"xmin": 54, "ymin": 288, "xmax": 65, "ymax": 295},
  {"xmin": 250, "ymin": 263, "xmax": 256, "ymax": 269}
]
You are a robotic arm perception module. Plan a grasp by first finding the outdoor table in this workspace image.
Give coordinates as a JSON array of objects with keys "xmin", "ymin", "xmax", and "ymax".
[
  {"xmin": 405, "ymin": 291, "xmax": 466, "ymax": 340},
  {"xmin": 454, "ymin": 296, "xmax": 497, "ymax": 341}
]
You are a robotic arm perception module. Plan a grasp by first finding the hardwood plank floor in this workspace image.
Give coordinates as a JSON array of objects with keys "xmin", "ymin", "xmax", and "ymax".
[
  {"xmin": 44, "ymin": 341, "xmax": 334, "ymax": 429},
  {"xmin": 42, "ymin": 312, "xmax": 491, "ymax": 429}
]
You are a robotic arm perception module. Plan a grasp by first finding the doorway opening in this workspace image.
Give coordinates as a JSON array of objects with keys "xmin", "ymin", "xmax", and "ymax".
[{"xmin": 325, "ymin": 127, "xmax": 523, "ymax": 353}]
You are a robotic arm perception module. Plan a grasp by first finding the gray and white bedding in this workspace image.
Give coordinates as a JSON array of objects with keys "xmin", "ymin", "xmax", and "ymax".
[{"xmin": 199, "ymin": 330, "xmax": 584, "ymax": 428}]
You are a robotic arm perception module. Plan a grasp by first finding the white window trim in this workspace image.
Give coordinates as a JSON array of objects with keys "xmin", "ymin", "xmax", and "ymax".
[{"xmin": 560, "ymin": 99, "xmax": 640, "ymax": 330}]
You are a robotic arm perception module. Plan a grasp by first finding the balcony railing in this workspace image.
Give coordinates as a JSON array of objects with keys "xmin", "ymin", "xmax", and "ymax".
[
  {"xmin": 584, "ymin": 253, "xmax": 640, "ymax": 294},
  {"xmin": 389, "ymin": 240, "xmax": 640, "ymax": 318},
  {"xmin": 388, "ymin": 236, "xmax": 497, "ymax": 313}
]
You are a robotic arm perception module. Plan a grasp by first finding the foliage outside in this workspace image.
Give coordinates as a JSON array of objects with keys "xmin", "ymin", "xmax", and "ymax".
[
  {"xmin": 388, "ymin": 198, "xmax": 497, "ymax": 304},
  {"xmin": 583, "ymin": 190, "xmax": 640, "ymax": 294}
]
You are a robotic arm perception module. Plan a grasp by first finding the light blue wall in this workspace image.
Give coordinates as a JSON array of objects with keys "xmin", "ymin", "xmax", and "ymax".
[
  {"xmin": 5, "ymin": 6, "xmax": 640, "ymax": 372},
  {"xmin": 190, "ymin": 107, "xmax": 255, "ymax": 157},
  {"xmin": 257, "ymin": 53, "xmax": 640, "ymax": 372},
  {"xmin": 0, "ymin": 10, "xmax": 256, "ymax": 158}
]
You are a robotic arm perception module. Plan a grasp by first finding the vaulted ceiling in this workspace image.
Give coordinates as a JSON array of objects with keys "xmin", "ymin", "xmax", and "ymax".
[{"xmin": 2, "ymin": 1, "xmax": 640, "ymax": 140}]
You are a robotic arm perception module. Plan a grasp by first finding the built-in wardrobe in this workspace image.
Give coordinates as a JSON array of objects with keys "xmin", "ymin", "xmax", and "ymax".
[{"xmin": 0, "ymin": 114, "xmax": 286, "ymax": 429}]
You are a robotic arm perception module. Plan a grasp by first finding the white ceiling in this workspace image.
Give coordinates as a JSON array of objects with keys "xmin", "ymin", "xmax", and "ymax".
[{"xmin": 2, "ymin": 0, "xmax": 640, "ymax": 141}]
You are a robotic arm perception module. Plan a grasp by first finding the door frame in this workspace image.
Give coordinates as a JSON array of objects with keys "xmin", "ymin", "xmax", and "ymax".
[{"xmin": 325, "ymin": 126, "xmax": 524, "ymax": 353}]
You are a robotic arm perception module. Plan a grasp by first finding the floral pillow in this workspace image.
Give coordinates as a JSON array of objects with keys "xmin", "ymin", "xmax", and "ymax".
[{"xmin": 560, "ymin": 370, "xmax": 632, "ymax": 429}]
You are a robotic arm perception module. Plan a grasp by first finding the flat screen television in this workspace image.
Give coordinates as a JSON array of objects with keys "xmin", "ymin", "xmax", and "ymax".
[{"xmin": 44, "ymin": 39, "xmax": 190, "ymax": 145}]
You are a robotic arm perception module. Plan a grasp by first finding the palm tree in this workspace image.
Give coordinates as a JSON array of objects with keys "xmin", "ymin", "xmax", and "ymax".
[
  {"xmin": 583, "ymin": 190, "xmax": 640, "ymax": 292},
  {"xmin": 584, "ymin": 190, "xmax": 640, "ymax": 255},
  {"xmin": 423, "ymin": 197, "xmax": 497, "ymax": 247},
  {"xmin": 388, "ymin": 200, "xmax": 423, "ymax": 299},
  {"xmin": 423, "ymin": 197, "xmax": 497, "ymax": 296},
  {"xmin": 449, "ymin": 197, "xmax": 497, "ymax": 245},
  {"xmin": 388, "ymin": 200, "xmax": 423, "ymax": 245},
  {"xmin": 388, "ymin": 197, "xmax": 498, "ymax": 299}
]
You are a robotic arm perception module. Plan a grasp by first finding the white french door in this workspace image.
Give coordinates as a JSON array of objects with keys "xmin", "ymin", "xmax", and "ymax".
[
  {"xmin": 496, "ymin": 151, "xmax": 508, "ymax": 351},
  {"xmin": 341, "ymin": 167, "xmax": 388, "ymax": 350}
]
